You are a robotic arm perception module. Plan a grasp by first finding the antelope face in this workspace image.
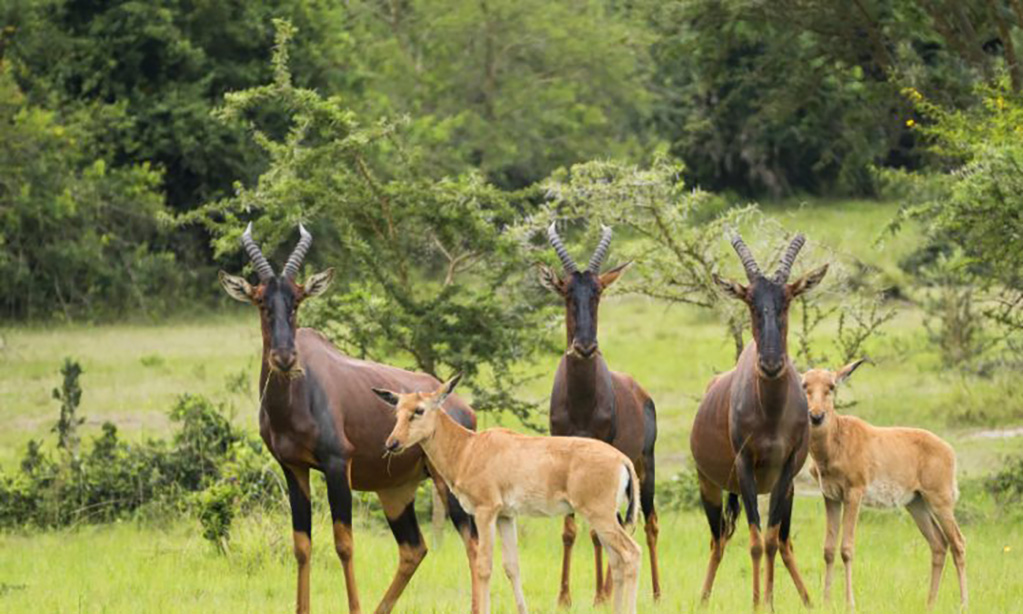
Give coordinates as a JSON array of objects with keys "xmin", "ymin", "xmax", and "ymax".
[
  {"xmin": 801, "ymin": 359, "xmax": 867, "ymax": 427},
  {"xmin": 539, "ymin": 222, "xmax": 629, "ymax": 359},
  {"xmin": 540, "ymin": 268, "xmax": 628, "ymax": 358},
  {"xmin": 219, "ymin": 223, "xmax": 334, "ymax": 375},
  {"xmin": 714, "ymin": 232, "xmax": 829, "ymax": 379},
  {"xmin": 375, "ymin": 374, "xmax": 462, "ymax": 454}
]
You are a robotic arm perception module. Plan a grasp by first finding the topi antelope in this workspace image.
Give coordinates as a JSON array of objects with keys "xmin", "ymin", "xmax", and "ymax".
[
  {"xmin": 691, "ymin": 231, "xmax": 827, "ymax": 609},
  {"xmin": 373, "ymin": 374, "xmax": 642, "ymax": 614},
  {"xmin": 538, "ymin": 222, "xmax": 660, "ymax": 606},
  {"xmin": 803, "ymin": 361, "xmax": 968, "ymax": 609},
  {"xmin": 218, "ymin": 224, "xmax": 480, "ymax": 614}
]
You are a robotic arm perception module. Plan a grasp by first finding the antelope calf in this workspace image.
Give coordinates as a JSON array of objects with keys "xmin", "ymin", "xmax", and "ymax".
[
  {"xmin": 374, "ymin": 375, "xmax": 642, "ymax": 614},
  {"xmin": 803, "ymin": 361, "xmax": 967, "ymax": 609}
]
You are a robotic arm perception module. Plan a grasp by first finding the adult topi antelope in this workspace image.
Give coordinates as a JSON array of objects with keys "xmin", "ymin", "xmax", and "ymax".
[
  {"xmin": 803, "ymin": 361, "xmax": 967, "ymax": 609},
  {"xmin": 538, "ymin": 222, "xmax": 660, "ymax": 606},
  {"xmin": 691, "ymin": 231, "xmax": 827, "ymax": 609},
  {"xmin": 373, "ymin": 375, "xmax": 643, "ymax": 614},
  {"xmin": 218, "ymin": 224, "xmax": 480, "ymax": 614}
]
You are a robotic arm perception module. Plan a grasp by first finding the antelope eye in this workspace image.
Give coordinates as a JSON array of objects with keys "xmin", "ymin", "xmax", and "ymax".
[
  {"xmin": 828, "ymin": 384, "xmax": 835, "ymax": 392},
  {"xmin": 413, "ymin": 407, "xmax": 425, "ymax": 417}
]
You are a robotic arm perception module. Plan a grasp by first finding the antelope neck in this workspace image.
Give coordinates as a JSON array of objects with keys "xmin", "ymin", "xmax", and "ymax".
[
  {"xmin": 565, "ymin": 353, "xmax": 609, "ymax": 421},
  {"xmin": 418, "ymin": 410, "xmax": 476, "ymax": 484},
  {"xmin": 753, "ymin": 364, "xmax": 794, "ymax": 420}
]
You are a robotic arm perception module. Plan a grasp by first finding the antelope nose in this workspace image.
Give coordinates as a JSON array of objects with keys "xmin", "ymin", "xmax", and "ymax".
[
  {"xmin": 809, "ymin": 412, "xmax": 826, "ymax": 426},
  {"xmin": 573, "ymin": 341, "xmax": 598, "ymax": 358},
  {"xmin": 385, "ymin": 438, "xmax": 401, "ymax": 453},
  {"xmin": 759, "ymin": 358, "xmax": 784, "ymax": 378},
  {"xmin": 270, "ymin": 350, "xmax": 296, "ymax": 371}
]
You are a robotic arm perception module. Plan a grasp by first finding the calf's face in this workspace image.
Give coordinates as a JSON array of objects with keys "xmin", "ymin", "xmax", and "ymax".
[
  {"xmin": 374, "ymin": 374, "xmax": 462, "ymax": 453},
  {"xmin": 801, "ymin": 359, "xmax": 867, "ymax": 427}
]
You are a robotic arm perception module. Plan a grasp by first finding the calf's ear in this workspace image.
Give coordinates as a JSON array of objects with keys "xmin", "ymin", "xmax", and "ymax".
[
  {"xmin": 835, "ymin": 358, "xmax": 868, "ymax": 384},
  {"xmin": 435, "ymin": 373, "xmax": 462, "ymax": 406}
]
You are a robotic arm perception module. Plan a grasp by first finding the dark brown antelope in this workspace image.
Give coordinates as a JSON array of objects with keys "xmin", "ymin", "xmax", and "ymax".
[
  {"xmin": 538, "ymin": 222, "xmax": 660, "ymax": 606},
  {"xmin": 803, "ymin": 362, "xmax": 967, "ymax": 609},
  {"xmin": 218, "ymin": 223, "xmax": 479, "ymax": 614},
  {"xmin": 690, "ymin": 231, "xmax": 828, "ymax": 609},
  {"xmin": 374, "ymin": 375, "xmax": 642, "ymax": 614}
]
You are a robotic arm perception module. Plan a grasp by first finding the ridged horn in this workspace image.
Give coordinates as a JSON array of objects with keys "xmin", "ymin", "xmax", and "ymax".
[
  {"xmin": 282, "ymin": 223, "xmax": 313, "ymax": 279},
  {"xmin": 547, "ymin": 221, "xmax": 579, "ymax": 273},
  {"xmin": 774, "ymin": 233, "xmax": 806, "ymax": 282},
  {"xmin": 727, "ymin": 229, "xmax": 762, "ymax": 282},
  {"xmin": 240, "ymin": 222, "xmax": 274, "ymax": 282},
  {"xmin": 587, "ymin": 225, "xmax": 613, "ymax": 272}
]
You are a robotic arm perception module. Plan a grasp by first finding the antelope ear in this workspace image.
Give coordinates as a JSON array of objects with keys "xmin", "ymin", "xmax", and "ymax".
[
  {"xmin": 372, "ymin": 388, "xmax": 401, "ymax": 408},
  {"xmin": 436, "ymin": 373, "xmax": 462, "ymax": 405},
  {"xmin": 537, "ymin": 264, "xmax": 564, "ymax": 294},
  {"xmin": 789, "ymin": 264, "xmax": 829, "ymax": 298},
  {"xmin": 835, "ymin": 358, "xmax": 868, "ymax": 384},
  {"xmin": 302, "ymin": 268, "xmax": 335, "ymax": 299},
  {"xmin": 599, "ymin": 261, "xmax": 631, "ymax": 288},
  {"xmin": 219, "ymin": 271, "xmax": 257, "ymax": 303},
  {"xmin": 712, "ymin": 273, "xmax": 748, "ymax": 301}
]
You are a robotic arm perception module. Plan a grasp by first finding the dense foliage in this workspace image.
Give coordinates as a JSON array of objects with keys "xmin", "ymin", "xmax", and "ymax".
[{"xmin": 188, "ymin": 22, "xmax": 553, "ymax": 421}]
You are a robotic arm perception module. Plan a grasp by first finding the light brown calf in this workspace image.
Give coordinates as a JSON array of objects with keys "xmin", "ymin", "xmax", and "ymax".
[
  {"xmin": 803, "ymin": 360, "xmax": 967, "ymax": 609},
  {"xmin": 374, "ymin": 375, "xmax": 642, "ymax": 614}
]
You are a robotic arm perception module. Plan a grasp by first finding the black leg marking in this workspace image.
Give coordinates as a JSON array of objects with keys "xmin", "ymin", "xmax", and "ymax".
[
  {"xmin": 447, "ymin": 490, "xmax": 478, "ymax": 539},
  {"xmin": 640, "ymin": 451, "xmax": 656, "ymax": 519},
  {"xmin": 323, "ymin": 457, "xmax": 353, "ymax": 526},
  {"xmin": 737, "ymin": 456, "xmax": 761, "ymax": 529},
  {"xmin": 387, "ymin": 501, "xmax": 424, "ymax": 548},
  {"xmin": 767, "ymin": 455, "xmax": 797, "ymax": 529},
  {"xmin": 701, "ymin": 495, "xmax": 725, "ymax": 540},
  {"xmin": 283, "ymin": 464, "xmax": 312, "ymax": 536}
]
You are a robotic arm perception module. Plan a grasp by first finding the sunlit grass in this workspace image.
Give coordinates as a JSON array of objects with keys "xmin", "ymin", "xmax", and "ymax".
[{"xmin": 0, "ymin": 501, "xmax": 1018, "ymax": 613}]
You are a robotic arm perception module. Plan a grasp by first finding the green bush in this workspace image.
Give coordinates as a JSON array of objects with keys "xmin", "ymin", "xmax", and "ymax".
[
  {"xmin": 988, "ymin": 456, "xmax": 1023, "ymax": 506},
  {"xmin": 0, "ymin": 390, "xmax": 274, "ymax": 529},
  {"xmin": 657, "ymin": 467, "xmax": 702, "ymax": 512}
]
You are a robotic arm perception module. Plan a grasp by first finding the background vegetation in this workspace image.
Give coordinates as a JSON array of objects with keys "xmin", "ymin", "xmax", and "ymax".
[{"xmin": 1, "ymin": 1, "xmax": 1022, "ymax": 612}]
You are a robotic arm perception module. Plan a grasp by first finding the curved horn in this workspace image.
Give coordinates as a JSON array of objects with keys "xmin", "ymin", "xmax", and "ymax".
[
  {"xmin": 587, "ymin": 225, "xmax": 613, "ymax": 272},
  {"xmin": 240, "ymin": 222, "xmax": 274, "ymax": 282},
  {"xmin": 282, "ymin": 223, "xmax": 313, "ymax": 279},
  {"xmin": 727, "ymin": 229, "xmax": 761, "ymax": 282},
  {"xmin": 547, "ymin": 221, "xmax": 579, "ymax": 273},
  {"xmin": 774, "ymin": 233, "xmax": 806, "ymax": 282}
]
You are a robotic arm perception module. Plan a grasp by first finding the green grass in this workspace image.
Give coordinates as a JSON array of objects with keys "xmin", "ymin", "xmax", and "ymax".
[
  {"xmin": 2, "ymin": 199, "xmax": 1022, "ymax": 612},
  {"xmin": 1, "ymin": 503, "xmax": 1018, "ymax": 613}
]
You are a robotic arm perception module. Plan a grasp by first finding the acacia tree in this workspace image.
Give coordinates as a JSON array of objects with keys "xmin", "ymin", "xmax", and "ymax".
[
  {"xmin": 534, "ymin": 158, "xmax": 894, "ymax": 366},
  {"xmin": 183, "ymin": 21, "xmax": 552, "ymax": 424}
]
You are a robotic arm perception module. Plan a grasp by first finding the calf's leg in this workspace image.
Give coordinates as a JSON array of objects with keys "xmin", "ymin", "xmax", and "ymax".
[
  {"xmin": 498, "ymin": 517, "xmax": 528, "ymax": 614},
  {"xmin": 840, "ymin": 489, "xmax": 864, "ymax": 610},
  {"xmin": 474, "ymin": 507, "xmax": 498, "ymax": 614},
  {"xmin": 906, "ymin": 496, "xmax": 948, "ymax": 608},
  {"xmin": 823, "ymin": 497, "xmax": 842, "ymax": 602},
  {"xmin": 557, "ymin": 514, "xmax": 577, "ymax": 607}
]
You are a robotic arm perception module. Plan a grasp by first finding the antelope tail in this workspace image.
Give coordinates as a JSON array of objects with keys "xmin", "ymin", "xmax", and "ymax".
[{"xmin": 619, "ymin": 460, "xmax": 640, "ymax": 532}]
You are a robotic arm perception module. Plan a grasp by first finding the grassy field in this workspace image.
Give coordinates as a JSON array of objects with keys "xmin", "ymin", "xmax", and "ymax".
[
  {"xmin": 0, "ymin": 502, "xmax": 1019, "ymax": 613},
  {"xmin": 1, "ymin": 199, "xmax": 1021, "ymax": 612}
]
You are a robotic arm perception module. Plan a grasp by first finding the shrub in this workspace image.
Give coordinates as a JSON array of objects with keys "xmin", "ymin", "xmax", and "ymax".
[
  {"xmin": 657, "ymin": 467, "xmax": 702, "ymax": 512},
  {"xmin": 988, "ymin": 456, "xmax": 1023, "ymax": 505}
]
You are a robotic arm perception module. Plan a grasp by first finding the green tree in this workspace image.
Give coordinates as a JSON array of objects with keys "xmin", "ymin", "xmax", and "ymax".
[
  {"xmin": 0, "ymin": 63, "xmax": 174, "ymax": 321},
  {"xmin": 336, "ymin": 0, "xmax": 653, "ymax": 189},
  {"xmin": 187, "ymin": 21, "xmax": 553, "ymax": 423}
]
